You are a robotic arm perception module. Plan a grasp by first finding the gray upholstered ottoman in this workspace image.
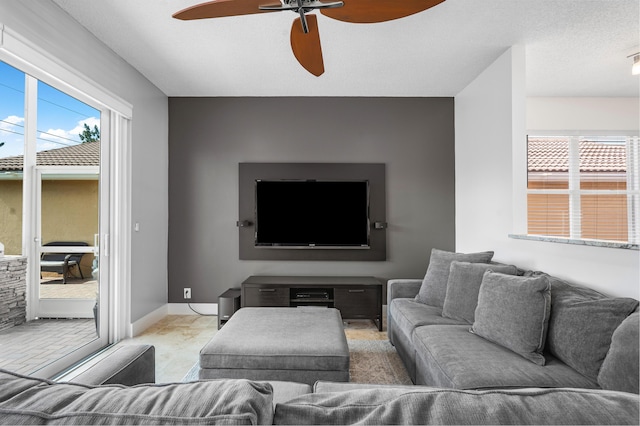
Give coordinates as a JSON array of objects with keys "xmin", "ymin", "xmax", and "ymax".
[{"xmin": 199, "ymin": 307, "xmax": 350, "ymax": 385}]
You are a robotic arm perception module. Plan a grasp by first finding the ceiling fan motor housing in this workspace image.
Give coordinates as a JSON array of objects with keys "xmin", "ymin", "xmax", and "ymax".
[{"xmin": 259, "ymin": 0, "xmax": 344, "ymax": 13}]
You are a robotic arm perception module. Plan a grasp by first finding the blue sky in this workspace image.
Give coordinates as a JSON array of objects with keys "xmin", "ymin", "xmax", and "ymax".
[{"xmin": 0, "ymin": 60, "xmax": 100, "ymax": 159}]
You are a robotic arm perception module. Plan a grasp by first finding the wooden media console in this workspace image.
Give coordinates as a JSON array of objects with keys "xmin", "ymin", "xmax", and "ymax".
[{"xmin": 241, "ymin": 275, "xmax": 383, "ymax": 331}]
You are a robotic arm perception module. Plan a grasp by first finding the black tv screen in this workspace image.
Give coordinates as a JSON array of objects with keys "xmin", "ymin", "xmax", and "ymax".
[{"xmin": 255, "ymin": 180, "xmax": 370, "ymax": 248}]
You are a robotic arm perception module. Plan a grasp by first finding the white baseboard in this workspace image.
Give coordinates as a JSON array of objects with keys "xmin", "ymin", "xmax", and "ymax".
[
  {"xmin": 129, "ymin": 304, "xmax": 168, "ymax": 337},
  {"xmin": 167, "ymin": 303, "xmax": 218, "ymax": 316}
]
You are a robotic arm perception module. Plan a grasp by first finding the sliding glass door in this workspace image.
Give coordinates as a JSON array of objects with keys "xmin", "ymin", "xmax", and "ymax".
[{"xmin": 0, "ymin": 60, "xmax": 111, "ymax": 377}]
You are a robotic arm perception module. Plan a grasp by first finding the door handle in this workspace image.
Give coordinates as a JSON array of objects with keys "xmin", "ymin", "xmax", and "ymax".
[
  {"xmin": 348, "ymin": 289, "xmax": 365, "ymax": 293},
  {"xmin": 258, "ymin": 288, "xmax": 276, "ymax": 292}
]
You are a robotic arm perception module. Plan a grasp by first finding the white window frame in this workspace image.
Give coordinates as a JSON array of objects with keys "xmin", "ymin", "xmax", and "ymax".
[
  {"xmin": 526, "ymin": 133, "xmax": 639, "ymax": 246},
  {"xmin": 626, "ymin": 137, "xmax": 639, "ymax": 243}
]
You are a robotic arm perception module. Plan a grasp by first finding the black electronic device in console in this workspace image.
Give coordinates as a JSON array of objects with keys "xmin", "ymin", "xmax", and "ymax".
[{"xmin": 292, "ymin": 289, "xmax": 330, "ymax": 300}]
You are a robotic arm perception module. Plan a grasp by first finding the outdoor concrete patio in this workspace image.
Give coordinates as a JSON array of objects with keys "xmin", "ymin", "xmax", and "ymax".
[
  {"xmin": 39, "ymin": 275, "xmax": 98, "ymax": 299},
  {"xmin": 0, "ymin": 318, "xmax": 97, "ymax": 375},
  {"xmin": 0, "ymin": 274, "xmax": 100, "ymax": 376}
]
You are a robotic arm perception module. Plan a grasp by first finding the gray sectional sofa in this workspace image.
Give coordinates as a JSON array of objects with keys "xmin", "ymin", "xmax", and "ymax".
[
  {"xmin": 388, "ymin": 249, "xmax": 640, "ymax": 394},
  {"xmin": 1, "ymin": 360, "xmax": 638, "ymax": 424},
  {"xmin": 1, "ymin": 248, "xmax": 639, "ymax": 424}
]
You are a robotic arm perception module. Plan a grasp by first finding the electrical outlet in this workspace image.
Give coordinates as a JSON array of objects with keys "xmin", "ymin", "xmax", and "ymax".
[{"xmin": 183, "ymin": 288, "xmax": 191, "ymax": 299}]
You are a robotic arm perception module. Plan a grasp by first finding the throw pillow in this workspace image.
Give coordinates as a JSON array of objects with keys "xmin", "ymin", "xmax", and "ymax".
[
  {"xmin": 442, "ymin": 261, "xmax": 519, "ymax": 324},
  {"xmin": 470, "ymin": 271, "xmax": 551, "ymax": 366},
  {"xmin": 546, "ymin": 276, "xmax": 639, "ymax": 381},
  {"xmin": 597, "ymin": 311, "xmax": 639, "ymax": 394},
  {"xmin": 415, "ymin": 249, "xmax": 494, "ymax": 307}
]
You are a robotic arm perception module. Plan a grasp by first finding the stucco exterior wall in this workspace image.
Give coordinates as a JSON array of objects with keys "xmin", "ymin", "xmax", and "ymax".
[
  {"xmin": 0, "ymin": 179, "xmax": 97, "ymax": 275},
  {"xmin": 0, "ymin": 180, "xmax": 22, "ymax": 255}
]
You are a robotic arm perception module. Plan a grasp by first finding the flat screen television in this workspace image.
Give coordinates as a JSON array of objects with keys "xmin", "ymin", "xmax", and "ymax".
[{"xmin": 255, "ymin": 180, "xmax": 370, "ymax": 248}]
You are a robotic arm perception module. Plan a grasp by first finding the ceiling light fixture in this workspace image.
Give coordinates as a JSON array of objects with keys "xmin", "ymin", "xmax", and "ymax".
[{"xmin": 628, "ymin": 52, "xmax": 640, "ymax": 75}]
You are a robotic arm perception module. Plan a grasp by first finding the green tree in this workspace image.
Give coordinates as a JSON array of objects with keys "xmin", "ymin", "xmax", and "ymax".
[{"xmin": 79, "ymin": 123, "xmax": 100, "ymax": 143}]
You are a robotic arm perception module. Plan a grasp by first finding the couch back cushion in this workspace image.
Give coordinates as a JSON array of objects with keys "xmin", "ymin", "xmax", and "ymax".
[
  {"xmin": 470, "ymin": 272, "xmax": 551, "ymax": 366},
  {"xmin": 546, "ymin": 277, "xmax": 639, "ymax": 381},
  {"xmin": 442, "ymin": 261, "xmax": 519, "ymax": 324},
  {"xmin": 415, "ymin": 249, "xmax": 494, "ymax": 308},
  {"xmin": 0, "ymin": 369, "xmax": 273, "ymax": 425},
  {"xmin": 597, "ymin": 311, "xmax": 639, "ymax": 394},
  {"xmin": 274, "ymin": 387, "xmax": 639, "ymax": 425}
]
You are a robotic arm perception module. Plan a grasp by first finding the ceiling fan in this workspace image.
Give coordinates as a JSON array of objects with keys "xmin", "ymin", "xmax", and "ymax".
[{"xmin": 173, "ymin": 0, "xmax": 446, "ymax": 76}]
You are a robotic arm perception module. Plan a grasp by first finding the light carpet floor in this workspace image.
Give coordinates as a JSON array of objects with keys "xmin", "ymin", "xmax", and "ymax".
[{"xmin": 347, "ymin": 339, "xmax": 412, "ymax": 385}]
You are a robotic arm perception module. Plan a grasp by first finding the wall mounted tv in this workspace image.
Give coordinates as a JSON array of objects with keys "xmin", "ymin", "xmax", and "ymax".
[{"xmin": 255, "ymin": 180, "xmax": 370, "ymax": 249}]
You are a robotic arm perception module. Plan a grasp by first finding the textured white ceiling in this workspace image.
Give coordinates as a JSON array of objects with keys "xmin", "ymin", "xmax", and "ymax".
[{"xmin": 51, "ymin": 0, "xmax": 640, "ymax": 97}]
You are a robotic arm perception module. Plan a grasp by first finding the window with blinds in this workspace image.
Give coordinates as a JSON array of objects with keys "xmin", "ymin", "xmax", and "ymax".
[{"xmin": 527, "ymin": 136, "xmax": 639, "ymax": 244}]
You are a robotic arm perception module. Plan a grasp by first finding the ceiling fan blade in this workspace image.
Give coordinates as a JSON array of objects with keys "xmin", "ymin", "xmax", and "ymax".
[
  {"xmin": 320, "ymin": 0, "xmax": 445, "ymax": 23},
  {"xmin": 173, "ymin": 0, "xmax": 277, "ymax": 20},
  {"xmin": 290, "ymin": 14, "xmax": 324, "ymax": 77}
]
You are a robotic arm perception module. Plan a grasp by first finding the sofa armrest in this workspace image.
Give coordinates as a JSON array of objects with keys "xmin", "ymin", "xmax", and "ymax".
[
  {"xmin": 387, "ymin": 279, "xmax": 422, "ymax": 305},
  {"xmin": 68, "ymin": 344, "xmax": 155, "ymax": 386},
  {"xmin": 263, "ymin": 381, "xmax": 313, "ymax": 406},
  {"xmin": 314, "ymin": 381, "xmax": 417, "ymax": 393}
]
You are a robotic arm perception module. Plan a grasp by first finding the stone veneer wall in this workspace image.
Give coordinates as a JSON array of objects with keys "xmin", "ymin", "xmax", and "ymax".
[{"xmin": 0, "ymin": 256, "xmax": 27, "ymax": 331}]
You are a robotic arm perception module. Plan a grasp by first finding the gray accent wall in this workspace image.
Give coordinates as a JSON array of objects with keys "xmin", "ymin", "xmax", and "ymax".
[{"xmin": 168, "ymin": 97, "xmax": 455, "ymax": 303}]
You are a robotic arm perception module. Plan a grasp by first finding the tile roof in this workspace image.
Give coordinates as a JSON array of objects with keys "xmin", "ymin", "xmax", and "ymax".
[
  {"xmin": 528, "ymin": 137, "xmax": 627, "ymax": 173},
  {"xmin": 0, "ymin": 142, "xmax": 99, "ymax": 171},
  {"xmin": 0, "ymin": 139, "xmax": 628, "ymax": 174}
]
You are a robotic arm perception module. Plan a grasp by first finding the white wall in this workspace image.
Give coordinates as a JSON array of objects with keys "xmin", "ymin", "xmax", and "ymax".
[
  {"xmin": 0, "ymin": 0, "xmax": 169, "ymax": 322},
  {"xmin": 528, "ymin": 97, "xmax": 639, "ymax": 133},
  {"xmin": 455, "ymin": 47, "xmax": 639, "ymax": 299}
]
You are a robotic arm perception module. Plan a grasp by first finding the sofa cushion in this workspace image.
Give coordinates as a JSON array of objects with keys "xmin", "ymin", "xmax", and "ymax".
[
  {"xmin": 547, "ymin": 277, "xmax": 639, "ymax": 381},
  {"xmin": 471, "ymin": 272, "xmax": 551, "ymax": 365},
  {"xmin": 388, "ymin": 298, "xmax": 467, "ymax": 382},
  {"xmin": 598, "ymin": 311, "xmax": 639, "ymax": 394},
  {"xmin": 412, "ymin": 325, "xmax": 598, "ymax": 389},
  {"xmin": 0, "ymin": 369, "xmax": 274, "ymax": 425},
  {"xmin": 415, "ymin": 249, "xmax": 494, "ymax": 307},
  {"xmin": 389, "ymin": 298, "xmax": 467, "ymax": 335},
  {"xmin": 274, "ymin": 386, "xmax": 639, "ymax": 425},
  {"xmin": 442, "ymin": 261, "xmax": 519, "ymax": 324}
]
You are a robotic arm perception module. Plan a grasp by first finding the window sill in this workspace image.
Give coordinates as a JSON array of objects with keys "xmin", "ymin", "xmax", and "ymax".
[{"xmin": 508, "ymin": 234, "xmax": 639, "ymax": 251}]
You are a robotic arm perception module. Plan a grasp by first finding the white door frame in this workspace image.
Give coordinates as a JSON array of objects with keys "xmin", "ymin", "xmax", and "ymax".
[{"xmin": 1, "ymin": 23, "xmax": 133, "ymax": 377}]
